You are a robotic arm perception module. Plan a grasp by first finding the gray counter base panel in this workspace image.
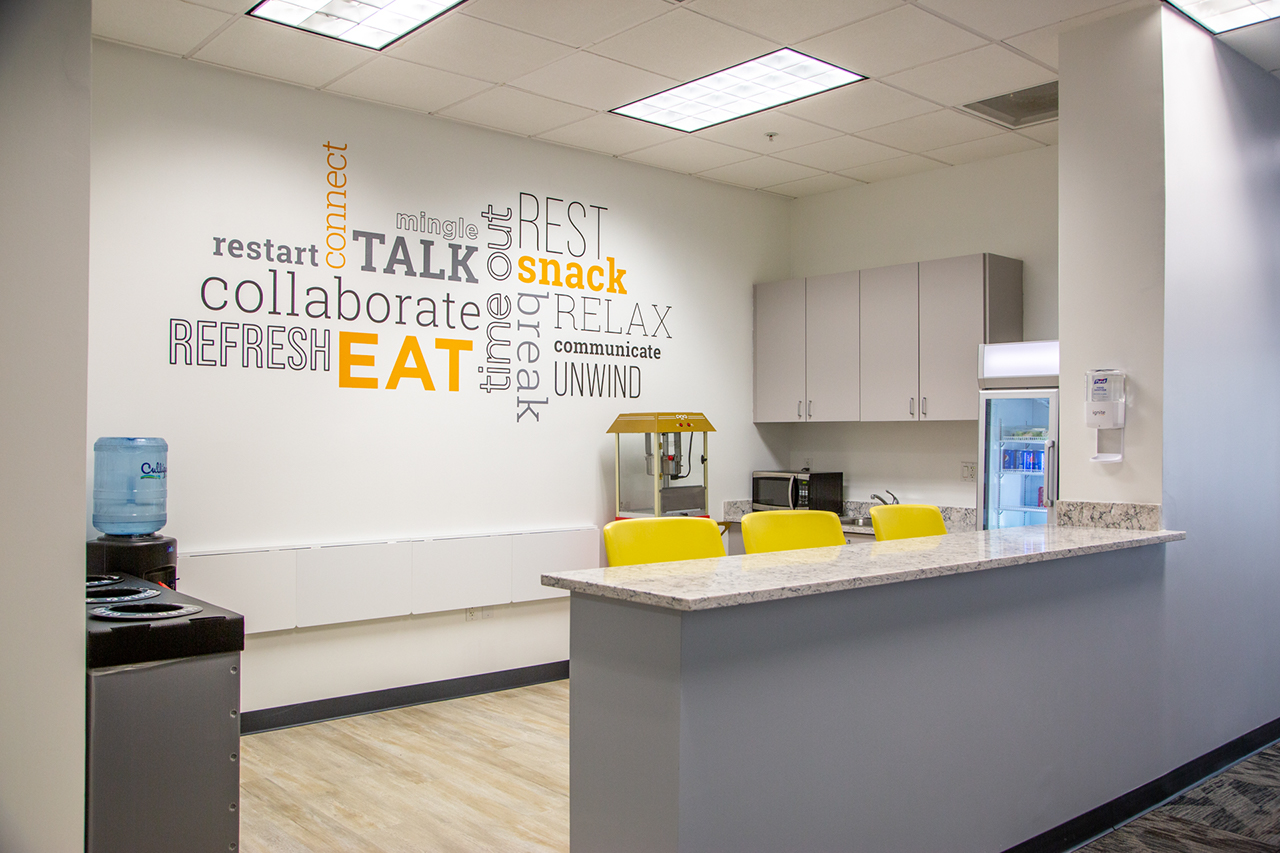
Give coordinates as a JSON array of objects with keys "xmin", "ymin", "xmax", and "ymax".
[{"xmin": 570, "ymin": 545, "xmax": 1169, "ymax": 853}]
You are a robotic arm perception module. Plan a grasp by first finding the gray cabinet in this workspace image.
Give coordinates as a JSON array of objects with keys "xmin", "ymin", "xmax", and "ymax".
[
  {"xmin": 753, "ymin": 278, "xmax": 806, "ymax": 422},
  {"xmin": 756, "ymin": 254, "xmax": 1020, "ymax": 424},
  {"xmin": 862, "ymin": 253, "xmax": 1022, "ymax": 422},
  {"xmin": 859, "ymin": 263, "xmax": 920, "ymax": 422},
  {"xmin": 754, "ymin": 274, "xmax": 860, "ymax": 423}
]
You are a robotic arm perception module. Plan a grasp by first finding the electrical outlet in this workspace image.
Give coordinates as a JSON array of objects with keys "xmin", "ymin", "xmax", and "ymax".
[
  {"xmin": 803, "ymin": 456, "xmax": 812, "ymax": 470},
  {"xmin": 481, "ymin": 606, "xmax": 494, "ymax": 620},
  {"xmin": 465, "ymin": 607, "xmax": 478, "ymax": 621},
  {"xmin": 961, "ymin": 462, "xmax": 977, "ymax": 482}
]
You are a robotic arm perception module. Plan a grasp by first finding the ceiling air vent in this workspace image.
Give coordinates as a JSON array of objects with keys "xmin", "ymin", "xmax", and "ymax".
[{"xmin": 962, "ymin": 81, "xmax": 1058, "ymax": 129}]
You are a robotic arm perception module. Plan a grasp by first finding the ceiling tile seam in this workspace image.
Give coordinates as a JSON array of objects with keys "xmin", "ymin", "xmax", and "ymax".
[
  {"xmin": 181, "ymin": 9, "xmax": 244, "ymax": 60},
  {"xmin": 904, "ymin": 0, "xmax": 1059, "ymax": 75},
  {"xmin": 684, "ymin": 4, "xmax": 909, "ymax": 51},
  {"xmin": 453, "ymin": 6, "xmax": 677, "ymax": 52},
  {"xmin": 318, "ymin": 53, "xmax": 385, "ymax": 91},
  {"xmin": 92, "ymin": 34, "xmax": 185, "ymax": 61}
]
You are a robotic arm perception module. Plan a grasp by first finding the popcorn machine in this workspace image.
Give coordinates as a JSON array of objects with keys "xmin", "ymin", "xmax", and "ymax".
[{"xmin": 608, "ymin": 412, "xmax": 714, "ymax": 519}]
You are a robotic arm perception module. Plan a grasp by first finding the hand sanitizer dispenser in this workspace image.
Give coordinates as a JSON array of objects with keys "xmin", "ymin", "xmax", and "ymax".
[{"xmin": 1086, "ymin": 369, "xmax": 1125, "ymax": 462}]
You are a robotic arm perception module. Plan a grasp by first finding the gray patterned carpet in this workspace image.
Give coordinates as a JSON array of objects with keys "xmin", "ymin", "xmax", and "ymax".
[{"xmin": 1077, "ymin": 742, "xmax": 1280, "ymax": 852}]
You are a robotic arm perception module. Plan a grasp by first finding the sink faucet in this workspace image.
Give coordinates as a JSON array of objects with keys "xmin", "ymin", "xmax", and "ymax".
[{"xmin": 871, "ymin": 490, "xmax": 900, "ymax": 506}]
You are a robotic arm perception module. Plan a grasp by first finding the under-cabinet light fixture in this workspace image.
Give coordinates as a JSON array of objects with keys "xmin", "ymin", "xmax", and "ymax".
[
  {"xmin": 1165, "ymin": 0, "xmax": 1280, "ymax": 33},
  {"xmin": 249, "ymin": 0, "xmax": 467, "ymax": 50},
  {"xmin": 612, "ymin": 48, "xmax": 864, "ymax": 133}
]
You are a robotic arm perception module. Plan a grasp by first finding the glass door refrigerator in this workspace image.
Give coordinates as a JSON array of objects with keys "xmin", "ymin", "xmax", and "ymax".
[{"xmin": 977, "ymin": 341, "xmax": 1059, "ymax": 530}]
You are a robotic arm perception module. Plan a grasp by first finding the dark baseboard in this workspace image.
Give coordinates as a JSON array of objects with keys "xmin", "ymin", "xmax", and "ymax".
[
  {"xmin": 240, "ymin": 660, "xmax": 569, "ymax": 735},
  {"xmin": 1005, "ymin": 715, "xmax": 1280, "ymax": 853}
]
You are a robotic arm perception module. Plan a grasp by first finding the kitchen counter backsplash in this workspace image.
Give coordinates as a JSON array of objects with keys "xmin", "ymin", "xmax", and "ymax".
[
  {"xmin": 1055, "ymin": 501, "xmax": 1162, "ymax": 531},
  {"xmin": 723, "ymin": 501, "xmax": 977, "ymax": 533}
]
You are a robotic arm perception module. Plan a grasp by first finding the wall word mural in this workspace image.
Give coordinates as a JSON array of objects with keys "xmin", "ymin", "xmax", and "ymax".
[{"xmin": 166, "ymin": 140, "xmax": 677, "ymax": 424}]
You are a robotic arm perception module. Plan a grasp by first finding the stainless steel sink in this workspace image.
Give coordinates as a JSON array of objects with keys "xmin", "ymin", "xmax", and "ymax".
[{"xmin": 844, "ymin": 516, "xmax": 876, "ymax": 536}]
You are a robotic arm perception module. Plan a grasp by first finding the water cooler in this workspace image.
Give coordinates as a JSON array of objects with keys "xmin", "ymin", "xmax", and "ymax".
[{"xmin": 86, "ymin": 437, "xmax": 245, "ymax": 853}]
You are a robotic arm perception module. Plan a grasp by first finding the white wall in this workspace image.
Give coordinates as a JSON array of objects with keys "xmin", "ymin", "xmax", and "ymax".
[
  {"xmin": 1160, "ymin": 8, "xmax": 1280, "ymax": 765},
  {"xmin": 790, "ymin": 144, "xmax": 1059, "ymax": 341},
  {"xmin": 777, "ymin": 144, "xmax": 1058, "ymax": 508},
  {"xmin": 1058, "ymin": 7, "xmax": 1166, "ymax": 505},
  {"xmin": 90, "ymin": 42, "xmax": 790, "ymax": 708},
  {"xmin": 0, "ymin": 0, "xmax": 90, "ymax": 849}
]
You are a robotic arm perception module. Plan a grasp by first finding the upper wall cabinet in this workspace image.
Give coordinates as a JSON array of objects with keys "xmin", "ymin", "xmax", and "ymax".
[
  {"xmin": 754, "ymin": 253, "xmax": 1021, "ymax": 425},
  {"xmin": 859, "ymin": 263, "xmax": 920, "ymax": 422},
  {"xmin": 753, "ymin": 273, "xmax": 860, "ymax": 423},
  {"xmin": 862, "ymin": 253, "xmax": 1023, "ymax": 422},
  {"xmin": 754, "ymin": 278, "xmax": 806, "ymax": 423}
]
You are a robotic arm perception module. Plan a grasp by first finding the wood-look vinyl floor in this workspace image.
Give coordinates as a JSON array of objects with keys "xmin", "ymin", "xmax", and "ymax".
[{"xmin": 239, "ymin": 681, "xmax": 569, "ymax": 853}]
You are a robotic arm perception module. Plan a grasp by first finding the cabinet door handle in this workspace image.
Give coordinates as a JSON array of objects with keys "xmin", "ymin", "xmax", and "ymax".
[
  {"xmin": 922, "ymin": 396, "xmax": 928, "ymax": 417},
  {"xmin": 797, "ymin": 401, "xmax": 802, "ymax": 419},
  {"xmin": 909, "ymin": 397, "xmax": 915, "ymax": 416},
  {"xmin": 807, "ymin": 400, "xmax": 812, "ymax": 419}
]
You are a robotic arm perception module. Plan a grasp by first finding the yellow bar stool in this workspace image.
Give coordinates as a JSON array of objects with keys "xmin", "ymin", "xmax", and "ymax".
[
  {"xmin": 602, "ymin": 517, "xmax": 726, "ymax": 567},
  {"xmin": 868, "ymin": 504, "xmax": 948, "ymax": 541},
  {"xmin": 741, "ymin": 510, "xmax": 845, "ymax": 554}
]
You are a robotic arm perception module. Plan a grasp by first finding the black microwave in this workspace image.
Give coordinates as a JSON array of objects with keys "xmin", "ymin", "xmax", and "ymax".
[{"xmin": 752, "ymin": 471, "xmax": 843, "ymax": 514}]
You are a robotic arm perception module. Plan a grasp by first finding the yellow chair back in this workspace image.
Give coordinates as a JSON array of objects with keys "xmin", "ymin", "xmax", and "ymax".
[
  {"xmin": 602, "ymin": 517, "xmax": 727, "ymax": 567},
  {"xmin": 869, "ymin": 504, "xmax": 948, "ymax": 541},
  {"xmin": 741, "ymin": 510, "xmax": 845, "ymax": 554}
]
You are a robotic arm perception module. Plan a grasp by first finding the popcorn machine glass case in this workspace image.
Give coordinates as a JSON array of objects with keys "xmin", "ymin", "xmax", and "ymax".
[{"xmin": 607, "ymin": 412, "xmax": 714, "ymax": 519}]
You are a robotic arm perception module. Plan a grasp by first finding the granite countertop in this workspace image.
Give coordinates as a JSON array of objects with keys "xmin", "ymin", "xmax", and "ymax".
[{"xmin": 541, "ymin": 526, "xmax": 1185, "ymax": 612}]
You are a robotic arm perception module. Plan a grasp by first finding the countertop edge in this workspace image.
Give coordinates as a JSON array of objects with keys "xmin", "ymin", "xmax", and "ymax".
[{"xmin": 541, "ymin": 529, "xmax": 1185, "ymax": 611}]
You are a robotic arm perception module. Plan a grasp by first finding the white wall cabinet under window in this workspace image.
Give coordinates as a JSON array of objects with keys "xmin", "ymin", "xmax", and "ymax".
[
  {"xmin": 753, "ymin": 273, "xmax": 860, "ymax": 423},
  {"xmin": 755, "ymin": 253, "xmax": 1021, "ymax": 425}
]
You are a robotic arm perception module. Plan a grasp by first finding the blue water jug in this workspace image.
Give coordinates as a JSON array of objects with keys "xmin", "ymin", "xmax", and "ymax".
[{"xmin": 92, "ymin": 437, "xmax": 168, "ymax": 535}]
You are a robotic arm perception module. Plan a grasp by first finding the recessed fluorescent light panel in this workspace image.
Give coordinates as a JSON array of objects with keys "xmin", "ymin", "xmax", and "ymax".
[
  {"xmin": 250, "ymin": 0, "xmax": 466, "ymax": 49},
  {"xmin": 612, "ymin": 49, "xmax": 864, "ymax": 133},
  {"xmin": 1166, "ymin": 0, "xmax": 1280, "ymax": 33}
]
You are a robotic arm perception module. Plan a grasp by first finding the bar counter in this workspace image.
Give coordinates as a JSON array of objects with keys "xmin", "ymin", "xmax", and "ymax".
[{"xmin": 542, "ymin": 525, "xmax": 1185, "ymax": 853}]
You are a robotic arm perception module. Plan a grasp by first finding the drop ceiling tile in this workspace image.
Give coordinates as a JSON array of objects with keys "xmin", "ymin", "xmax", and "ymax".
[
  {"xmin": 194, "ymin": 16, "xmax": 369, "ymax": 88},
  {"xmin": 925, "ymin": 131, "xmax": 1042, "ymax": 165},
  {"xmin": 914, "ymin": 0, "xmax": 1133, "ymax": 41},
  {"xmin": 390, "ymin": 15, "xmax": 574, "ymax": 84},
  {"xmin": 774, "ymin": 134, "xmax": 902, "ymax": 172},
  {"xmin": 93, "ymin": 0, "xmax": 232, "ymax": 56},
  {"xmin": 696, "ymin": 111, "xmax": 843, "ymax": 154},
  {"xmin": 698, "ymin": 157, "xmax": 824, "ymax": 189},
  {"xmin": 884, "ymin": 45, "xmax": 1057, "ymax": 107},
  {"xmin": 590, "ymin": 9, "xmax": 779, "ymax": 82},
  {"xmin": 856, "ymin": 109, "xmax": 1002, "ymax": 152},
  {"xmin": 459, "ymin": 0, "xmax": 671, "ymax": 48},
  {"xmin": 509, "ymin": 52, "xmax": 676, "ymax": 111},
  {"xmin": 1220, "ymin": 17, "xmax": 1280, "ymax": 74},
  {"xmin": 796, "ymin": 5, "xmax": 988, "ymax": 78},
  {"xmin": 623, "ymin": 136, "xmax": 756, "ymax": 174},
  {"xmin": 325, "ymin": 57, "xmax": 491, "ymax": 115},
  {"xmin": 766, "ymin": 172, "xmax": 860, "ymax": 198},
  {"xmin": 1018, "ymin": 120, "xmax": 1058, "ymax": 145},
  {"xmin": 838, "ymin": 154, "xmax": 946, "ymax": 182},
  {"xmin": 688, "ymin": 0, "xmax": 901, "ymax": 45},
  {"xmin": 1001, "ymin": 0, "xmax": 1153, "ymax": 69},
  {"xmin": 780, "ymin": 80, "xmax": 937, "ymax": 133},
  {"xmin": 184, "ymin": 0, "xmax": 255, "ymax": 13},
  {"xmin": 436, "ymin": 87, "xmax": 595, "ymax": 136},
  {"xmin": 536, "ymin": 112, "xmax": 683, "ymax": 155}
]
